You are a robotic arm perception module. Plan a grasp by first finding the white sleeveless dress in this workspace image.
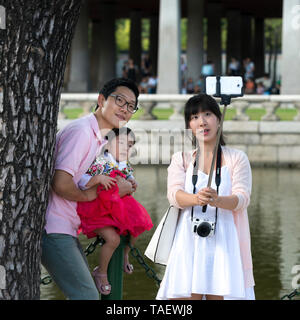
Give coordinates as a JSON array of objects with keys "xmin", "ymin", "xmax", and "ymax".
[{"xmin": 156, "ymin": 161, "xmax": 255, "ymax": 300}]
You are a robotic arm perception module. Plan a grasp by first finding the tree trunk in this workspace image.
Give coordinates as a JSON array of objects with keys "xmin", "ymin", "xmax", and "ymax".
[{"xmin": 0, "ymin": 0, "xmax": 82, "ymax": 299}]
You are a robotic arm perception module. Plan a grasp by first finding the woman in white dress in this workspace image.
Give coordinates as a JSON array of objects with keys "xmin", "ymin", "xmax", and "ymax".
[{"xmin": 156, "ymin": 94, "xmax": 255, "ymax": 300}]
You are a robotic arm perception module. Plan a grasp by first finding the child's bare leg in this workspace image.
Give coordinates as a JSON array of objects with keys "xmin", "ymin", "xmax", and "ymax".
[
  {"xmin": 124, "ymin": 235, "xmax": 136, "ymax": 274},
  {"xmin": 93, "ymin": 227, "xmax": 120, "ymax": 288}
]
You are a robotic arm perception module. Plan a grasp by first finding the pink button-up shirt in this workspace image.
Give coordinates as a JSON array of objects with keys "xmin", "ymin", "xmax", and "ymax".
[
  {"xmin": 167, "ymin": 146, "xmax": 255, "ymax": 288},
  {"xmin": 45, "ymin": 114, "xmax": 107, "ymax": 237}
]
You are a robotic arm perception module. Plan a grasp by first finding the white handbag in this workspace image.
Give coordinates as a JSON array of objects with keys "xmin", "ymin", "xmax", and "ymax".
[
  {"xmin": 145, "ymin": 151, "xmax": 186, "ymax": 266},
  {"xmin": 144, "ymin": 205, "xmax": 181, "ymax": 266}
]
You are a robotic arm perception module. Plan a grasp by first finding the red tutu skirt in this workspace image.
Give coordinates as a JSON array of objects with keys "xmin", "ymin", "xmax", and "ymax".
[{"xmin": 77, "ymin": 169, "xmax": 153, "ymax": 239}]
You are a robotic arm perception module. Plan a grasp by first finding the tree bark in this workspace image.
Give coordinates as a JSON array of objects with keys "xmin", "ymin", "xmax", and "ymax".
[{"xmin": 0, "ymin": 0, "xmax": 82, "ymax": 299}]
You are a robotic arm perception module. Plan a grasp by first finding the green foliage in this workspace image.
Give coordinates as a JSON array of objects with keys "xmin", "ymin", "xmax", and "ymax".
[
  {"xmin": 264, "ymin": 18, "xmax": 282, "ymax": 52},
  {"xmin": 181, "ymin": 18, "xmax": 187, "ymax": 50},
  {"xmin": 116, "ymin": 17, "xmax": 228, "ymax": 53},
  {"xmin": 221, "ymin": 18, "xmax": 228, "ymax": 51},
  {"xmin": 115, "ymin": 19, "xmax": 130, "ymax": 51},
  {"xmin": 142, "ymin": 19, "xmax": 150, "ymax": 51},
  {"xmin": 63, "ymin": 108, "xmax": 85, "ymax": 119},
  {"xmin": 114, "ymin": 17, "xmax": 282, "ymax": 54},
  {"xmin": 63, "ymin": 107, "xmax": 297, "ymax": 121},
  {"xmin": 115, "ymin": 18, "xmax": 150, "ymax": 52}
]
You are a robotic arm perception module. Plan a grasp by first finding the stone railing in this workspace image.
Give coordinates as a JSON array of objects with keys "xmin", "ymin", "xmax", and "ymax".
[
  {"xmin": 57, "ymin": 93, "xmax": 300, "ymax": 166},
  {"xmin": 59, "ymin": 93, "xmax": 300, "ymax": 121}
]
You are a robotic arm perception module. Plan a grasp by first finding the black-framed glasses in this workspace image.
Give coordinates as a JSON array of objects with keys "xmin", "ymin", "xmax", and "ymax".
[{"xmin": 110, "ymin": 94, "xmax": 138, "ymax": 114}]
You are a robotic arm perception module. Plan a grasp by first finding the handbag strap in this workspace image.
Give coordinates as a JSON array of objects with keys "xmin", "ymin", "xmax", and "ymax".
[
  {"xmin": 182, "ymin": 151, "xmax": 188, "ymax": 171},
  {"xmin": 191, "ymin": 145, "xmax": 222, "ymax": 224}
]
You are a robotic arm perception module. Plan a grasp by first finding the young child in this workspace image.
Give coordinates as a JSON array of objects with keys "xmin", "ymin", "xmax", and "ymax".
[{"xmin": 77, "ymin": 127, "xmax": 153, "ymax": 295}]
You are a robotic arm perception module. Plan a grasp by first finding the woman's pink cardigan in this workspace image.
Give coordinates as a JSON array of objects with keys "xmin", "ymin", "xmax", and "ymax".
[{"xmin": 167, "ymin": 146, "xmax": 255, "ymax": 288}]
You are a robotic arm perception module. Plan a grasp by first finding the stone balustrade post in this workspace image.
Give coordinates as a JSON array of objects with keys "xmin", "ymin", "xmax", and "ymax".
[
  {"xmin": 293, "ymin": 102, "xmax": 300, "ymax": 121},
  {"xmin": 261, "ymin": 101, "xmax": 280, "ymax": 121},
  {"xmin": 139, "ymin": 102, "xmax": 157, "ymax": 120},
  {"xmin": 58, "ymin": 94, "xmax": 300, "ymax": 123},
  {"xmin": 232, "ymin": 101, "xmax": 250, "ymax": 121},
  {"xmin": 58, "ymin": 101, "xmax": 67, "ymax": 119},
  {"xmin": 169, "ymin": 102, "xmax": 184, "ymax": 120},
  {"xmin": 79, "ymin": 101, "xmax": 93, "ymax": 117}
]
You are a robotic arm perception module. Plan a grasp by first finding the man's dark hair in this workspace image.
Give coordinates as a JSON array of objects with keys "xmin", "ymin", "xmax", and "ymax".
[{"xmin": 95, "ymin": 78, "xmax": 139, "ymax": 110}]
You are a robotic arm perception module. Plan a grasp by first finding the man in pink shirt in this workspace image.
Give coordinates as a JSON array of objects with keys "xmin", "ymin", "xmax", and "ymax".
[{"xmin": 41, "ymin": 78, "xmax": 139, "ymax": 299}]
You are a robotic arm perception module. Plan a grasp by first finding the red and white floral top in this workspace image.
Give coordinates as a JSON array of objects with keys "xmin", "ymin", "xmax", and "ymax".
[{"xmin": 78, "ymin": 152, "xmax": 134, "ymax": 190}]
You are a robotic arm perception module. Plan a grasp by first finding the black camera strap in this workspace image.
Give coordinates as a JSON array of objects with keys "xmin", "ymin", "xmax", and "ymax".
[
  {"xmin": 191, "ymin": 145, "xmax": 222, "ymax": 230},
  {"xmin": 214, "ymin": 144, "xmax": 222, "ymax": 233}
]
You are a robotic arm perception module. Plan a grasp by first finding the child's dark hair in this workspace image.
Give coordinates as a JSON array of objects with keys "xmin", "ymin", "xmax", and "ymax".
[
  {"xmin": 105, "ymin": 127, "xmax": 136, "ymax": 144},
  {"xmin": 184, "ymin": 94, "xmax": 226, "ymax": 146},
  {"xmin": 95, "ymin": 78, "xmax": 139, "ymax": 110}
]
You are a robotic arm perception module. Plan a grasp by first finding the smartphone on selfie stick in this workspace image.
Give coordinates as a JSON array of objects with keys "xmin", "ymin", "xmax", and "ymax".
[{"xmin": 202, "ymin": 76, "xmax": 244, "ymax": 213}]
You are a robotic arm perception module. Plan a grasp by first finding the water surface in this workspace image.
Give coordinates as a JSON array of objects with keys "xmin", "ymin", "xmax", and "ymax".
[{"xmin": 40, "ymin": 166, "xmax": 300, "ymax": 300}]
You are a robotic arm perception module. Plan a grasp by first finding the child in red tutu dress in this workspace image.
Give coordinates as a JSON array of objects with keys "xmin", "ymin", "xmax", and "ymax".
[{"xmin": 77, "ymin": 127, "xmax": 153, "ymax": 295}]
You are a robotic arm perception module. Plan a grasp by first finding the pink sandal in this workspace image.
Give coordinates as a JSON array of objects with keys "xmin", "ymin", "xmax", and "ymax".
[
  {"xmin": 92, "ymin": 267, "xmax": 111, "ymax": 295},
  {"xmin": 123, "ymin": 260, "xmax": 134, "ymax": 274}
]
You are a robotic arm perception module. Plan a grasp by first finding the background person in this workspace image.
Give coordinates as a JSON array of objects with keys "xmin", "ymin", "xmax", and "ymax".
[
  {"xmin": 138, "ymin": 76, "xmax": 149, "ymax": 93},
  {"xmin": 244, "ymin": 77, "xmax": 255, "ymax": 94},
  {"xmin": 243, "ymin": 57, "xmax": 255, "ymax": 81},
  {"xmin": 147, "ymin": 73, "xmax": 157, "ymax": 94},
  {"xmin": 186, "ymin": 77, "xmax": 195, "ymax": 94},
  {"xmin": 256, "ymin": 82, "xmax": 265, "ymax": 95},
  {"xmin": 255, "ymin": 73, "xmax": 272, "ymax": 94},
  {"xmin": 201, "ymin": 59, "xmax": 215, "ymax": 77},
  {"xmin": 194, "ymin": 75, "xmax": 204, "ymax": 93},
  {"xmin": 227, "ymin": 57, "xmax": 241, "ymax": 76},
  {"xmin": 127, "ymin": 59, "xmax": 138, "ymax": 84}
]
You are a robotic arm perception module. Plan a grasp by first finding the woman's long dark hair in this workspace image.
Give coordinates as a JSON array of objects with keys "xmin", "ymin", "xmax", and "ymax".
[{"xmin": 184, "ymin": 94, "xmax": 226, "ymax": 147}]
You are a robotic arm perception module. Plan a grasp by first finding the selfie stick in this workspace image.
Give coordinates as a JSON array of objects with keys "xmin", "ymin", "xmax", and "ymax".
[{"xmin": 202, "ymin": 76, "xmax": 231, "ymax": 213}]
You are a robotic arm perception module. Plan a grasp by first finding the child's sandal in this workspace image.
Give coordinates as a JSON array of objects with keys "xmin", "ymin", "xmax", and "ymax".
[
  {"xmin": 123, "ymin": 263, "xmax": 134, "ymax": 274},
  {"xmin": 92, "ymin": 267, "xmax": 111, "ymax": 295}
]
